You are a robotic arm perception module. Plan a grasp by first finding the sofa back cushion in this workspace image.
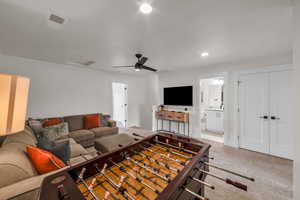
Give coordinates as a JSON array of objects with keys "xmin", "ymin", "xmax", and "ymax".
[
  {"xmin": 0, "ymin": 143, "xmax": 39, "ymax": 188},
  {"xmin": 63, "ymin": 115, "xmax": 84, "ymax": 132},
  {"xmin": 2, "ymin": 128, "xmax": 37, "ymax": 147},
  {"xmin": 27, "ymin": 119, "xmax": 44, "ymax": 138}
]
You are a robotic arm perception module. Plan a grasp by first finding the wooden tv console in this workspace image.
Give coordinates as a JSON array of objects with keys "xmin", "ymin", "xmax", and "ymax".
[{"xmin": 155, "ymin": 110, "xmax": 190, "ymax": 136}]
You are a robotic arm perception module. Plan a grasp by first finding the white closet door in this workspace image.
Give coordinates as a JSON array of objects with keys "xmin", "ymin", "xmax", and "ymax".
[
  {"xmin": 239, "ymin": 73, "xmax": 270, "ymax": 154},
  {"xmin": 269, "ymin": 70, "xmax": 294, "ymax": 159}
]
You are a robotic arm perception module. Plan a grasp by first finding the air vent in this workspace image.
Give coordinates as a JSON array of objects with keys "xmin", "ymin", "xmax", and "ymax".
[
  {"xmin": 49, "ymin": 14, "xmax": 65, "ymax": 24},
  {"xmin": 79, "ymin": 61, "xmax": 96, "ymax": 66}
]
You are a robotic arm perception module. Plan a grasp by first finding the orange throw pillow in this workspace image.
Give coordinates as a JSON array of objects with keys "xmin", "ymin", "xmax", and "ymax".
[
  {"xmin": 26, "ymin": 146, "xmax": 66, "ymax": 174},
  {"xmin": 43, "ymin": 118, "xmax": 62, "ymax": 127},
  {"xmin": 84, "ymin": 114, "xmax": 101, "ymax": 129}
]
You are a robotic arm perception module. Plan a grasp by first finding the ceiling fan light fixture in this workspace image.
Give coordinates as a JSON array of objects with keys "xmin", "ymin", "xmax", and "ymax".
[
  {"xmin": 135, "ymin": 68, "xmax": 141, "ymax": 72},
  {"xmin": 140, "ymin": 3, "xmax": 153, "ymax": 14}
]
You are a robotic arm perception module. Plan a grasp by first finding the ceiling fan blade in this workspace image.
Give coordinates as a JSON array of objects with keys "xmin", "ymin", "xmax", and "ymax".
[
  {"xmin": 112, "ymin": 65, "xmax": 134, "ymax": 68},
  {"xmin": 138, "ymin": 57, "xmax": 148, "ymax": 65},
  {"xmin": 141, "ymin": 65, "xmax": 157, "ymax": 72}
]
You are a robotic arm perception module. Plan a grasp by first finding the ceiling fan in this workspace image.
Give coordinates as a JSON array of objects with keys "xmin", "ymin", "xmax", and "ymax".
[{"xmin": 113, "ymin": 54, "xmax": 158, "ymax": 72}]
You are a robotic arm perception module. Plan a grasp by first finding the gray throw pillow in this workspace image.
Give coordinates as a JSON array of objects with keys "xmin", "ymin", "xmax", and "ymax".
[
  {"xmin": 42, "ymin": 122, "xmax": 69, "ymax": 141},
  {"xmin": 37, "ymin": 136, "xmax": 70, "ymax": 164},
  {"xmin": 28, "ymin": 119, "xmax": 43, "ymax": 138}
]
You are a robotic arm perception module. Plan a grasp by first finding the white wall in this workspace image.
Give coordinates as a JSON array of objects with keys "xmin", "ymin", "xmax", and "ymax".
[
  {"xmin": 158, "ymin": 55, "xmax": 292, "ymax": 147},
  {"xmin": 0, "ymin": 54, "xmax": 159, "ymax": 129},
  {"xmin": 293, "ymin": 1, "xmax": 300, "ymax": 199}
]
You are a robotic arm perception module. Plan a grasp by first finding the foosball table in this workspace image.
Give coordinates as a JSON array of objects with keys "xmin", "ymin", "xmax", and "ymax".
[{"xmin": 39, "ymin": 132, "xmax": 255, "ymax": 200}]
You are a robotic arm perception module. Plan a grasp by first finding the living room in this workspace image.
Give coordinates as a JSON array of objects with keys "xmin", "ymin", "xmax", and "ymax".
[{"xmin": 1, "ymin": 1, "xmax": 300, "ymax": 200}]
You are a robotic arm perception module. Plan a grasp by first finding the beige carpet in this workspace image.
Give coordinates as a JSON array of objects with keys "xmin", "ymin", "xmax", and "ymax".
[
  {"xmin": 122, "ymin": 128, "xmax": 293, "ymax": 200},
  {"xmin": 200, "ymin": 139, "xmax": 293, "ymax": 200}
]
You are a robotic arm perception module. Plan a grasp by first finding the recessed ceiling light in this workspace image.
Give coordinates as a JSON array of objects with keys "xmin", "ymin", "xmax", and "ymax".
[
  {"xmin": 140, "ymin": 3, "xmax": 153, "ymax": 14},
  {"xmin": 201, "ymin": 52, "xmax": 209, "ymax": 57}
]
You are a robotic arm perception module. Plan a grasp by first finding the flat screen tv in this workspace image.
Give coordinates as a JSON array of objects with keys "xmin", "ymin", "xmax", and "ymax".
[{"xmin": 164, "ymin": 86, "xmax": 193, "ymax": 106}]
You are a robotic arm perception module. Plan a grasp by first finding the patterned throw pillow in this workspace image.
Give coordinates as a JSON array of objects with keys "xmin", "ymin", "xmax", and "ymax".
[
  {"xmin": 42, "ymin": 122, "xmax": 69, "ymax": 141},
  {"xmin": 37, "ymin": 136, "xmax": 70, "ymax": 164},
  {"xmin": 102, "ymin": 115, "xmax": 110, "ymax": 127}
]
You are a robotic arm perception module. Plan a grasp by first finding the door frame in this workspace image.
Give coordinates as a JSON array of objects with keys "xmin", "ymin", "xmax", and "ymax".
[
  {"xmin": 197, "ymin": 72, "xmax": 229, "ymax": 145},
  {"xmin": 236, "ymin": 64, "xmax": 293, "ymax": 148},
  {"xmin": 112, "ymin": 82, "xmax": 128, "ymax": 128}
]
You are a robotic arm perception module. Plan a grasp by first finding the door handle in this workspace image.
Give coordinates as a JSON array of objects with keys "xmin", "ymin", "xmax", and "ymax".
[
  {"xmin": 259, "ymin": 116, "xmax": 269, "ymax": 119},
  {"xmin": 270, "ymin": 116, "xmax": 280, "ymax": 120}
]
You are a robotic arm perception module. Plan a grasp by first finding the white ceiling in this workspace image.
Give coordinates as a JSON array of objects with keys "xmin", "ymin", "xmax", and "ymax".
[{"xmin": 0, "ymin": 0, "xmax": 293, "ymax": 72}]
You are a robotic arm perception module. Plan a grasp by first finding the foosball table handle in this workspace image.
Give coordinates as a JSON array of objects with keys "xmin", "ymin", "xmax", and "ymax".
[
  {"xmin": 57, "ymin": 184, "xmax": 70, "ymax": 200},
  {"xmin": 226, "ymin": 179, "xmax": 248, "ymax": 191}
]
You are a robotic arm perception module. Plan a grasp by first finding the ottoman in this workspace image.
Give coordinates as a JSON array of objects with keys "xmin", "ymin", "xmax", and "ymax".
[{"xmin": 94, "ymin": 134, "xmax": 136, "ymax": 153}]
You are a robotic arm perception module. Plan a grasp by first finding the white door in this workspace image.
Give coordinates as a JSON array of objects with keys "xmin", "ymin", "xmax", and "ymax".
[
  {"xmin": 269, "ymin": 70, "xmax": 294, "ymax": 159},
  {"xmin": 239, "ymin": 73, "xmax": 270, "ymax": 154},
  {"xmin": 112, "ymin": 83, "xmax": 128, "ymax": 128}
]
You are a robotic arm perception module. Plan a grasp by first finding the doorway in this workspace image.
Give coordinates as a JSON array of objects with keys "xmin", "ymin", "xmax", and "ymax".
[
  {"xmin": 199, "ymin": 77, "xmax": 225, "ymax": 143},
  {"xmin": 112, "ymin": 82, "xmax": 128, "ymax": 128}
]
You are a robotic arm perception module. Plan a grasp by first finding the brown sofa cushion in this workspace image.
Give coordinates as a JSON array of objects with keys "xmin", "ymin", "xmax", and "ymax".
[
  {"xmin": 90, "ymin": 127, "xmax": 118, "ymax": 138},
  {"xmin": 55, "ymin": 137, "xmax": 77, "ymax": 144},
  {"xmin": 69, "ymin": 130, "xmax": 95, "ymax": 142},
  {"xmin": 64, "ymin": 115, "xmax": 84, "ymax": 131},
  {"xmin": 0, "ymin": 143, "xmax": 39, "ymax": 188},
  {"xmin": 69, "ymin": 143, "xmax": 88, "ymax": 158},
  {"xmin": 3, "ymin": 129, "xmax": 37, "ymax": 147}
]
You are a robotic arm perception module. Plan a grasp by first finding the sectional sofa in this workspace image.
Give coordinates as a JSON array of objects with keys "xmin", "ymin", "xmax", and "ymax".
[
  {"xmin": 57, "ymin": 114, "xmax": 118, "ymax": 147},
  {"xmin": 0, "ymin": 113, "xmax": 118, "ymax": 200}
]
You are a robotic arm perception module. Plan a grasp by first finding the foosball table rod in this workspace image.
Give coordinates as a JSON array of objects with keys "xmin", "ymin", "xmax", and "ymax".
[
  {"xmin": 189, "ymin": 176, "xmax": 215, "ymax": 190},
  {"xmin": 135, "ymin": 137, "xmax": 192, "ymax": 161},
  {"xmin": 156, "ymin": 143, "xmax": 192, "ymax": 160},
  {"xmin": 129, "ymin": 147, "xmax": 179, "ymax": 174},
  {"xmin": 76, "ymin": 168, "xmax": 99, "ymax": 200},
  {"xmin": 204, "ymin": 155, "xmax": 214, "ymax": 160},
  {"xmin": 138, "ymin": 143, "xmax": 186, "ymax": 166},
  {"xmin": 105, "ymin": 164, "xmax": 150, "ymax": 200},
  {"xmin": 183, "ymin": 186, "xmax": 209, "ymax": 200},
  {"xmin": 158, "ymin": 137, "xmax": 198, "ymax": 155},
  {"xmin": 97, "ymin": 180, "xmax": 119, "ymax": 200},
  {"xmin": 197, "ymin": 168, "xmax": 248, "ymax": 191},
  {"xmin": 108, "ymin": 159, "xmax": 161, "ymax": 194},
  {"xmin": 203, "ymin": 162, "xmax": 255, "ymax": 182},
  {"xmin": 119, "ymin": 144, "xmax": 181, "ymax": 173},
  {"xmin": 132, "ymin": 133, "xmax": 198, "ymax": 156},
  {"xmin": 138, "ymin": 139, "xmax": 192, "ymax": 162},
  {"xmin": 102, "ymin": 191, "xmax": 110, "ymax": 200},
  {"xmin": 120, "ymin": 159, "xmax": 165, "ymax": 189},
  {"xmin": 95, "ymin": 163, "xmax": 136, "ymax": 200},
  {"xmin": 126, "ymin": 155, "xmax": 171, "ymax": 183}
]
